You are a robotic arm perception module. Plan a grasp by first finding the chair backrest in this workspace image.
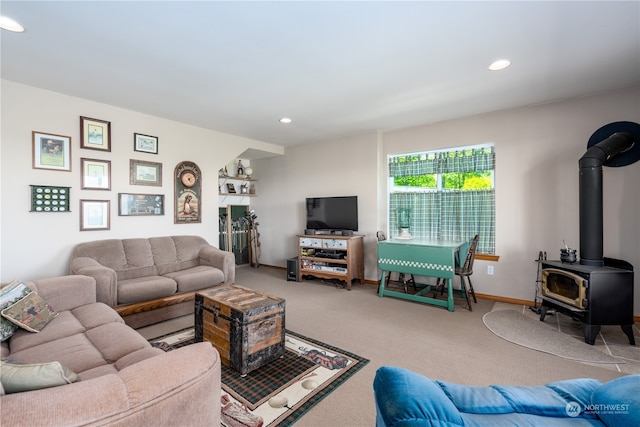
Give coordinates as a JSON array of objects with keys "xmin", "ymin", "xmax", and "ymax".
[
  {"xmin": 376, "ymin": 231, "xmax": 387, "ymax": 242},
  {"xmin": 460, "ymin": 234, "xmax": 479, "ymax": 274}
]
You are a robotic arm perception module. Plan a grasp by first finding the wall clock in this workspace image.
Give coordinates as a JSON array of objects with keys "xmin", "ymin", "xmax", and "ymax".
[{"xmin": 174, "ymin": 161, "xmax": 201, "ymax": 224}]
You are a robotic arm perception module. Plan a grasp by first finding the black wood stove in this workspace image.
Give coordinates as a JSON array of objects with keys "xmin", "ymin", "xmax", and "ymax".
[{"xmin": 539, "ymin": 122, "xmax": 639, "ymax": 345}]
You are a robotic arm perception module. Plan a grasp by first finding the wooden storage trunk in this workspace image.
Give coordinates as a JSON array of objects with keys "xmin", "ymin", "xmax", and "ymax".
[{"xmin": 195, "ymin": 284, "xmax": 285, "ymax": 375}]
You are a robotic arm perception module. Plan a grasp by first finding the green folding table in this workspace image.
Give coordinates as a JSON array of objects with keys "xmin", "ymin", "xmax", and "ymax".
[{"xmin": 377, "ymin": 238, "xmax": 465, "ymax": 312}]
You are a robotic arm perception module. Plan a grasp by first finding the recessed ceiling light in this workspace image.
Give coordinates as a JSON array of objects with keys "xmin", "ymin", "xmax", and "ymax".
[
  {"xmin": 279, "ymin": 117, "xmax": 292, "ymax": 124},
  {"xmin": 0, "ymin": 16, "xmax": 25, "ymax": 32},
  {"xmin": 488, "ymin": 59, "xmax": 511, "ymax": 71}
]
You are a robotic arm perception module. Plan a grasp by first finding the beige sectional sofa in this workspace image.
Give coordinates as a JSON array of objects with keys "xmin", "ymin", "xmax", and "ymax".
[
  {"xmin": 70, "ymin": 235, "xmax": 235, "ymax": 328},
  {"xmin": 1, "ymin": 275, "xmax": 221, "ymax": 426}
]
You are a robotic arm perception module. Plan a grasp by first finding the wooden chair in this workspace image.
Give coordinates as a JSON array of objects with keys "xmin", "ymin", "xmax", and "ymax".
[
  {"xmin": 377, "ymin": 231, "xmax": 416, "ymax": 293},
  {"xmin": 434, "ymin": 234, "xmax": 479, "ymax": 310}
]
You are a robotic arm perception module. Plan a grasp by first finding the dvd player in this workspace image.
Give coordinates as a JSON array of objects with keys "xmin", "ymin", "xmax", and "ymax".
[{"xmin": 315, "ymin": 251, "xmax": 344, "ymax": 259}]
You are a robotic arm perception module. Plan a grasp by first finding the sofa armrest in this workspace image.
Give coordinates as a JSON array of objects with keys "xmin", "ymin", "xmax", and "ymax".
[
  {"xmin": 374, "ymin": 366, "xmax": 464, "ymax": 427},
  {"xmin": 27, "ymin": 275, "xmax": 96, "ymax": 312},
  {"xmin": 199, "ymin": 245, "xmax": 236, "ymax": 283},
  {"xmin": 70, "ymin": 257, "xmax": 118, "ymax": 307},
  {"xmin": 0, "ymin": 343, "xmax": 221, "ymax": 427}
]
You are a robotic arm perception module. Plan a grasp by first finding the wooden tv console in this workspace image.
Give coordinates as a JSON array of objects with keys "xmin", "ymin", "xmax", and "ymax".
[{"xmin": 297, "ymin": 234, "xmax": 364, "ymax": 290}]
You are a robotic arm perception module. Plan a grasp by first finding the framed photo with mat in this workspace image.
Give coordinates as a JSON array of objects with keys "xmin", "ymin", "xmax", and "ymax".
[{"xmin": 32, "ymin": 131, "xmax": 72, "ymax": 171}]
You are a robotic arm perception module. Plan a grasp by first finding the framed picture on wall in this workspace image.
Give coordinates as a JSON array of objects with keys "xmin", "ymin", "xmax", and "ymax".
[
  {"xmin": 80, "ymin": 116, "xmax": 111, "ymax": 152},
  {"xmin": 81, "ymin": 158, "xmax": 111, "ymax": 190},
  {"xmin": 118, "ymin": 193, "xmax": 164, "ymax": 216},
  {"xmin": 32, "ymin": 131, "xmax": 72, "ymax": 171},
  {"xmin": 133, "ymin": 133, "xmax": 159, "ymax": 154},
  {"xmin": 80, "ymin": 200, "xmax": 110, "ymax": 231},
  {"xmin": 130, "ymin": 159, "xmax": 162, "ymax": 186}
]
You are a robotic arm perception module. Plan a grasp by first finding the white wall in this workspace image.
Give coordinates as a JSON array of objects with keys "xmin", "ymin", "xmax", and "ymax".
[
  {"xmin": 250, "ymin": 131, "xmax": 380, "ymax": 279},
  {"xmin": 253, "ymin": 87, "xmax": 640, "ymax": 314},
  {"xmin": 0, "ymin": 80, "xmax": 281, "ymax": 281}
]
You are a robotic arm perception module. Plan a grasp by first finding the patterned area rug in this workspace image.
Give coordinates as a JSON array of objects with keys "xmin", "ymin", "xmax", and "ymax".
[{"xmin": 151, "ymin": 328, "xmax": 369, "ymax": 427}]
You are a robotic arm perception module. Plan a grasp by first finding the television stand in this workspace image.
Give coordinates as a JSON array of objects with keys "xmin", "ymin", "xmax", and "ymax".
[{"xmin": 297, "ymin": 234, "xmax": 364, "ymax": 290}]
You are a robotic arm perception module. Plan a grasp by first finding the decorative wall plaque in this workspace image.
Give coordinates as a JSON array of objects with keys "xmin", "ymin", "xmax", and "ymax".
[
  {"xmin": 174, "ymin": 161, "xmax": 201, "ymax": 223},
  {"xmin": 30, "ymin": 185, "xmax": 70, "ymax": 212}
]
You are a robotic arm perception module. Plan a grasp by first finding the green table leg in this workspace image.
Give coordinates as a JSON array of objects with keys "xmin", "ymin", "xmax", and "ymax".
[{"xmin": 446, "ymin": 278, "xmax": 454, "ymax": 312}]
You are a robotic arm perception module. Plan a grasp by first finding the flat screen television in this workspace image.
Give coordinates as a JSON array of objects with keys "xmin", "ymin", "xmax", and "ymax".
[{"xmin": 306, "ymin": 196, "xmax": 358, "ymax": 232}]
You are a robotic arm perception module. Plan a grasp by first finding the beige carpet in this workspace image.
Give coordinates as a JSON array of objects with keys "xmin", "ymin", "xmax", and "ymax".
[
  {"xmin": 483, "ymin": 309, "xmax": 624, "ymax": 364},
  {"xmin": 138, "ymin": 266, "xmax": 637, "ymax": 427}
]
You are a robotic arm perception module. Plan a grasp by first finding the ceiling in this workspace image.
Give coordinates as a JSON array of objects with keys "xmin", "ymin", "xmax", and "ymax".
[{"xmin": 2, "ymin": 1, "xmax": 639, "ymax": 153}]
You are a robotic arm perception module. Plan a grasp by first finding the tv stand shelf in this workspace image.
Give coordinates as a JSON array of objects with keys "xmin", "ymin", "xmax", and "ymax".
[{"xmin": 297, "ymin": 234, "xmax": 364, "ymax": 290}]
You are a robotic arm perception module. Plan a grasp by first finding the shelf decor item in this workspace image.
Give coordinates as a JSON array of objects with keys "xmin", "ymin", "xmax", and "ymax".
[
  {"xmin": 30, "ymin": 185, "xmax": 70, "ymax": 212},
  {"xmin": 118, "ymin": 193, "xmax": 164, "ymax": 216},
  {"xmin": 32, "ymin": 131, "xmax": 72, "ymax": 171},
  {"xmin": 80, "ymin": 199, "xmax": 110, "ymax": 231},
  {"xmin": 80, "ymin": 116, "xmax": 111, "ymax": 152},
  {"xmin": 130, "ymin": 159, "xmax": 162, "ymax": 186},
  {"xmin": 81, "ymin": 158, "xmax": 111, "ymax": 190},
  {"xmin": 396, "ymin": 207, "xmax": 413, "ymax": 240},
  {"xmin": 133, "ymin": 133, "xmax": 158, "ymax": 154},
  {"xmin": 174, "ymin": 161, "xmax": 201, "ymax": 224},
  {"xmin": 226, "ymin": 183, "xmax": 236, "ymax": 194}
]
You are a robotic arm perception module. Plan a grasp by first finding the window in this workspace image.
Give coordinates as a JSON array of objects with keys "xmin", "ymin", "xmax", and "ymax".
[{"xmin": 387, "ymin": 144, "xmax": 495, "ymax": 254}]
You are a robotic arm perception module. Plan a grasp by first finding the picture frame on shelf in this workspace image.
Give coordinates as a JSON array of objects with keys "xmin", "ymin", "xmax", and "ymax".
[
  {"xmin": 226, "ymin": 183, "xmax": 236, "ymax": 194},
  {"xmin": 80, "ymin": 116, "xmax": 111, "ymax": 152},
  {"xmin": 133, "ymin": 133, "xmax": 159, "ymax": 154},
  {"xmin": 32, "ymin": 131, "xmax": 72, "ymax": 171},
  {"xmin": 130, "ymin": 159, "xmax": 162, "ymax": 186},
  {"xmin": 118, "ymin": 193, "xmax": 164, "ymax": 216},
  {"xmin": 81, "ymin": 158, "xmax": 111, "ymax": 190},
  {"xmin": 80, "ymin": 199, "xmax": 110, "ymax": 231}
]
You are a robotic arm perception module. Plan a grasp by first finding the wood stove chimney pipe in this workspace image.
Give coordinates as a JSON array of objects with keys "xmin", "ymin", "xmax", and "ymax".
[{"xmin": 579, "ymin": 132, "xmax": 633, "ymax": 267}]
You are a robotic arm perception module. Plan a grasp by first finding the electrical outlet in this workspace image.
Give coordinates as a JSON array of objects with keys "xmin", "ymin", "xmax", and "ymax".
[{"xmin": 487, "ymin": 265, "xmax": 494, "ymax": 275}]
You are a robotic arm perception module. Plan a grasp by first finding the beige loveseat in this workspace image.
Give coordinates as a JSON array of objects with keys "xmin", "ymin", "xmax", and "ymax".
[
  {"xmin": 70, "ymin": 235, "xmax": 235, "ymax": 328},
  {"xmin": 1, "ymin": 275, "xmax": 221, "ymax": 426}
]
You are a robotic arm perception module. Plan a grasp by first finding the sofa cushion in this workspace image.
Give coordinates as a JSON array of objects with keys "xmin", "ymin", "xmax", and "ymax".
[
  {"xmin": 9, "ymin": 311, "xmax": 84, "ymax": 352},
  {"xmin": 163, "ymin": 265, "xmax": 225, "ymax": 293},
  {"xmin": 10, "ymin": 333, "xmax": 109, "ymax": 374},
  {"xmin": 591, "ymin": 375, "xmax": 640, "ymax": 425},
  {"xmin": 436, "ymin": 381, "xmax": 513, "ymax": 414},
  {"xmin": 0, "ymin": 360, "xmax": 79, "ymax": 394},
  {"xmin": 117, "ymin": 276, "xmax": 177, "ymax": 305},
  {"xmin": 9, "ymin": 303, "xmax": 123, "ymax": 353},
  {"xmin": 85, "ymin": 322, "xmax": 150, "ymax": 363},
  {"xmin": 151, "ymin": 236, "xmax": 207, "ymax": 275},
  {"xmin": 492, "ymin": 384, "xmax": 584, "ymax": 418},
  {"xmin": 1, "ymin": 291, "xmax": 58, "ymax": 333},
  {"xmin": 71, "ymin": 302, "xmax": 124, "ymax": 330}
]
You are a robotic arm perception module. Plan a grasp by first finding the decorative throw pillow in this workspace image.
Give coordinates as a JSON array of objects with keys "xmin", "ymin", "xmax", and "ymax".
[
  {"xmin": 1, "ymin": 290, "xmax": 58, "ymax": 333},
  {"xmin": 0, "ymin": 360, "xmax": 79, "ymax": 394},
  {"xmin": 0, "ymin": 280, "xmax": 32, "ymax": 341}
]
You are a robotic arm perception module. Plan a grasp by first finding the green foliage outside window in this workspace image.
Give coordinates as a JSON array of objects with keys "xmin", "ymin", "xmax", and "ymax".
[{"xmin": 395, "ymin": 171, "xmax": 492, "ymax": 190}]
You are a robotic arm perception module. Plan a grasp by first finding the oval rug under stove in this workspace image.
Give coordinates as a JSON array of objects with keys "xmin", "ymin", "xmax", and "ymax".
[{"xmin": 482, "ymin": 309, "xmax": 624, "ymax": 364}]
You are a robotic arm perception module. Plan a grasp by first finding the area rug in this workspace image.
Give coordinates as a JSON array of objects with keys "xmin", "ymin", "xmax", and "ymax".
[
  {"xmin": 151, "ymin": 328, "xmax": 369, "ymax": 427},
  {"xmin": 482, "ymin": 309, "xmax": 624, "ymax": 364}
]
